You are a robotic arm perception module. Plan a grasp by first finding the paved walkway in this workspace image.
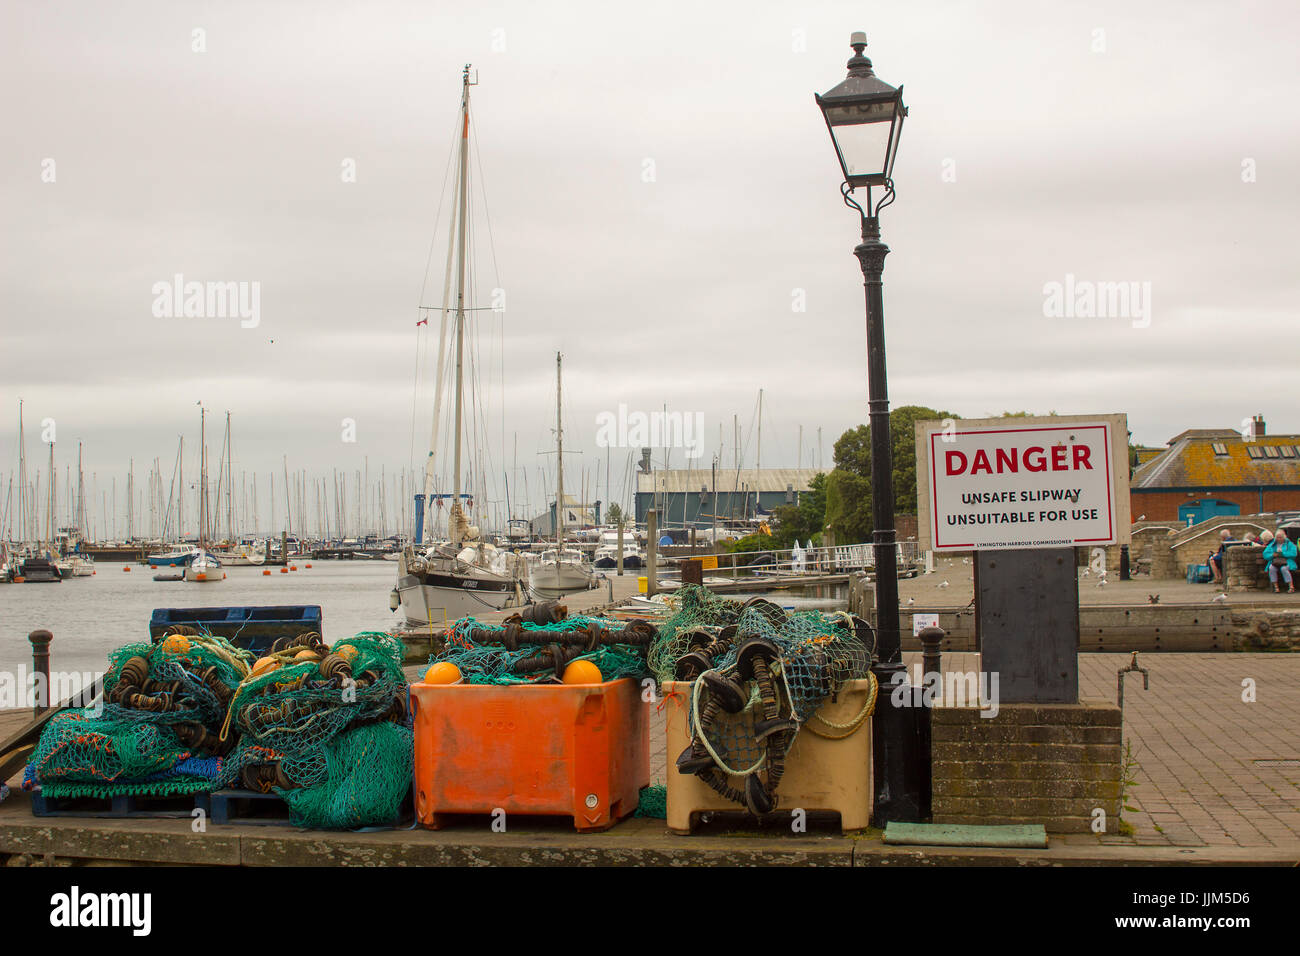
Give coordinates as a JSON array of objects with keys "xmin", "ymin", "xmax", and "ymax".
[{"xmin": 909, "ymin": 650, "xmax": 1300, "ymax": 849}]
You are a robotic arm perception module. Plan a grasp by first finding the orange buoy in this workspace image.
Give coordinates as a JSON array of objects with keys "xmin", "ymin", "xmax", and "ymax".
[
  {"xmin": 562, "ymin": 659, "xmax": 603, "ymax": 685},
  {"xmin": 262, "ymin": 569, "xmax": 271, "ymax": 576},
  {"xmin": 334, "ymin": 644, "xmax": 359, "ymax": 662},
  {"xmin": 305, "ymin": 563, "xmax": 312, "ymax": 569},
  {"xmin": 280, "ymin": 567, "xmax": 289, "ymax": 573},
  {"xmin": 160, "ymin": 634, "xmax": 192, "ymax": 654},
  {"xmin": 250, "ymin": 656, "xmax": 280, "ymax": 678},
  {"xmin": 194, "ymin": 573, "xmax": 207, "ymax": 581},
  {"xmin": 289, "ymin": 565, "xmax": 298, "ymax": 571},
  {"xmin": 423, "ymin": 662, "xmax": 463, "ymax": 685},
  {"xmin": 294, "ymin": 648, "xmax": 319, "ymax": 662},
  {"xmin": 123, "ymin": 567, "xmax": 130, "ymax": 572}
]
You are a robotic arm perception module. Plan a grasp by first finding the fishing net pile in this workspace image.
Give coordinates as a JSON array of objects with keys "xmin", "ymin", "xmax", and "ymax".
[
  {"xmin": 220, "ymin": 632, "xmax": 412, "ymax": 829},
  {"xmin": 659, "ymin": 586, "xmax": 877, "ymax": 815},
  {"xmin": 25, "ymin": 628, "xmax": 249, "ymax": 800},
  {"xmin": 431, "ymin": 601, "xmax": 657, "ymax": 684},
  {"xmin": 25, "ymin": 627, "xmax": 413, "ymax": 830}
]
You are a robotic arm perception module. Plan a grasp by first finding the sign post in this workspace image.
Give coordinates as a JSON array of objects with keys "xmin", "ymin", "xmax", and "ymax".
[{"xmin": 916, "ymin": 414, "xmax": 1130, "ymax": 703}]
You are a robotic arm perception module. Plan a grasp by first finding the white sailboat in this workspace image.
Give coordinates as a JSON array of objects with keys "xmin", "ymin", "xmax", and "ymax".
[
  {"xmin": 393, "ymin": 65, "xmax": 524, "ymax": 628},
  {"xmin": 528, "ymin": 353, "xmax": 595, "ymax": 601},
  {"xmin": 185, "ymin": 406, "xmax": 224, "ymax": 584}
]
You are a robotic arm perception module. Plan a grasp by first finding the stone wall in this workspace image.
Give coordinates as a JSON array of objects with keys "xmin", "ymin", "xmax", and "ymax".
[
  {"xmin": 1230, "ymin": 608, "xmax": 1300, "ymax": 650},
  {"xmin": 931, "ymin": 700, "xmax": 1122, "ymax": 833}
]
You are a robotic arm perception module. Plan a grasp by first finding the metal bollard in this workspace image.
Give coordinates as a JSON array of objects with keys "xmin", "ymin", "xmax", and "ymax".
[
  {"xmin": 918, "ymin": 625, "xmax": 944, "ymax": 688},
  {"xmin": 28, "ymin": 629, "xmax": 52, "ymax": 717},
  {"xmin": 916, "ymin": 625, "xmax": 944, "ymax": 822}
]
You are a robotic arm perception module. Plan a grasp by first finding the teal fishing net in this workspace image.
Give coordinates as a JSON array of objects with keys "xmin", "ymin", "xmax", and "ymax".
[
  {"xmin": 27, "ymin": 631, "xmax": 252, "ymax": 799},
  {"xmin": 220, "ymin": 632, "xmax": 412, "ymax": 828},
  {"xmin": 431, "ymin": 614, "xmax": 657, "ymax": 684},
  {"xmin": 659, "ymin": 587, "xmax": 875, "ymax": 814}
]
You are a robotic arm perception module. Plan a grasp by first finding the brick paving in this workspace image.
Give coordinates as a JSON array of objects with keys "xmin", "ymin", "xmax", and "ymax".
[{"xmin": 906, "ymin": 650, "xmax": 1300, "ymax": 848}]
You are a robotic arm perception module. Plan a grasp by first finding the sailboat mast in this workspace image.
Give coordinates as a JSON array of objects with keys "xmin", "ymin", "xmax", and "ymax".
[
  {"xmin": 556, "ymin": 352, "xmax": 564, "ymax": 551},
  {"xmin": 451, "ymin": 64, "xmax": 472, "ymax": 549}
]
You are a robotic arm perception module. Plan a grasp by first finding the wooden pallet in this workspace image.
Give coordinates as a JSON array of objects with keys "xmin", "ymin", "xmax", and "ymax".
[
  {"xmin": 208, "ymin": 788, "xmax": 293, "ymax": 826},
  {"xmin": 30, "ymin": 786, "xmax": 211, "ymax": 819}
]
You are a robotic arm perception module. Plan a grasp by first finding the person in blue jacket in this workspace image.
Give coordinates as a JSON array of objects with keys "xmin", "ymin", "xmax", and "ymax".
[{"xmin": 1262, "ymin": 529, "xmax": 1297, "ymax": 593}]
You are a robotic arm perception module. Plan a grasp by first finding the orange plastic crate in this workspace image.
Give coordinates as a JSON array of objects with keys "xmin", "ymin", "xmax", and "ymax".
[{"xmin": 411, "ymin": 678, "xmax": 650, "ymax": 832}]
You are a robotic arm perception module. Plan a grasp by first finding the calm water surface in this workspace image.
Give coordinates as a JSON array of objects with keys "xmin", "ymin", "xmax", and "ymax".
[
  {"xmin": 0, "ymin": 567, "xmax": 851, "ymax": 682},
  {"xmin": 0, "ymin": 561, "xmax": 399, "ymax": 678}
]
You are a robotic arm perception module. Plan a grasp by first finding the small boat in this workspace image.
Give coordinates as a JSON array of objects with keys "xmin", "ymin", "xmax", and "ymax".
[
  {"xmin": 153, "ymin": 572, "xmax": 186, "ymax": 582},
  {"xmin": 55, "ymin": 554, "xmax": 95, "ymax": 577},
  {"xmin": 593, "ymin": 528, "xmax": 642, "ymax": 569},
  {"xmin": 528, "ymin": 547, "xmax": 596, "ymax": 601},
  {"xmin": 149, "ymin": 546, "xmax": 199, "ymax": 568},
  {"xmin": 526, "ymin": 354, "xmax": 595, "ymax": 601},
  {"xmin": 184, "ymin": 550, "xmax": 223, "ymax": 583},
  {"xmin": 17, "ymin": 555, "xmax": 63, "ymax": 583},
  {"xmin": 185, "ymin": 408, "xmax": 223, "ymax": 583}
]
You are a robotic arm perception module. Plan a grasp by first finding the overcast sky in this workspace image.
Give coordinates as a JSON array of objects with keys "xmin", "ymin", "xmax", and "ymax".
[{"xmin": 2, "ymin": 0, "xmax": 1297, "ymax": 530}]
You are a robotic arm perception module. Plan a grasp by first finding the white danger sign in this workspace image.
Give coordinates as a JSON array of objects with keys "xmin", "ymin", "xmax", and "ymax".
[{"xmin": 916, "ymin": 415, "xmax": 1128, "ymax": 552}]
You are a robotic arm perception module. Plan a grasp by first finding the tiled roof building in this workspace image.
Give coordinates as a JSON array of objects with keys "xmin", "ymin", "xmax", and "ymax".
[{"xmin": 1131, "ymin": 416, "xmax": 1300, "ymax": 523}]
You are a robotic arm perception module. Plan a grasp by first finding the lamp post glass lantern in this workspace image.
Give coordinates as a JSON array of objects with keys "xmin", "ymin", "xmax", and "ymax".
[
  {"xmin": 816, "ymin": 32, "xmax": 922, "ymax": 826},
  {"xmin": 815, "ymin": 31, "xmax": 906, "ymax": 190}
]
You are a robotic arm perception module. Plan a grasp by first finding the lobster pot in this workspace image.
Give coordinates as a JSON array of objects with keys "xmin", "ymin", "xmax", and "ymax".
[
  {"xmin": 411, "ymin": 678, "xmax": 650, "ymax": 832},
  {"xmin": 662, "ymin": 678, "xmax": 873, "ymax": 834}
]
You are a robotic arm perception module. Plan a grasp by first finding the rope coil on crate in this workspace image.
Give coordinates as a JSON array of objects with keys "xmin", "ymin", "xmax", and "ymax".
[{"xmin": 802, "ymin": 671, "xmax": 878, "ymax": 740}]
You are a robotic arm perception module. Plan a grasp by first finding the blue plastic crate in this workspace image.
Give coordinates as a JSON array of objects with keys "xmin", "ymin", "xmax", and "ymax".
[{"xmin": 149, "ymin": 605, "xmax": 322, "ymax": 654}]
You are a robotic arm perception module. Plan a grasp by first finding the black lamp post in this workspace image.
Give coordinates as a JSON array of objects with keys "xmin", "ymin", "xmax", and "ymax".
[{"xmin": 817, "ymin": 32, "xmax": 922, "ymax": 825}]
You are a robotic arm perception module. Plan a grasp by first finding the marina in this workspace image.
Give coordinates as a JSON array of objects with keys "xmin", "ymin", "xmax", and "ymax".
[{"xmin": 0, "ymin": 0, "xmax": 1295, "ymax": 919}]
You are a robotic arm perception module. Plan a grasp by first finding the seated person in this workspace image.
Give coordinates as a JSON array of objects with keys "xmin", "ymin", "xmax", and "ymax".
[
  {"xmin": 1262, "ymin": 529, "xmax": 1297, "ymax": 593},
  {"xmin": 1208, "ymin": 529, "xmax": 1234, "ymax": 583}
]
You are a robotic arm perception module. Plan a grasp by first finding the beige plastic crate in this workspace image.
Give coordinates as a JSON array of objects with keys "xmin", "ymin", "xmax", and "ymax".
[{"xmin": 662, "ymin": 677, "xmax": 874, "ymax": 834}]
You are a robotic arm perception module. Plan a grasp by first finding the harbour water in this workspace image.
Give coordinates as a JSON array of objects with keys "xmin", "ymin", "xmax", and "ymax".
[
  {"xmin": 0, "ymin": 563, "xmax": 850, "ymax": 685},
  {"xmin": 0, "ymin": 561, "xmax": 399, "ymax": 681}
]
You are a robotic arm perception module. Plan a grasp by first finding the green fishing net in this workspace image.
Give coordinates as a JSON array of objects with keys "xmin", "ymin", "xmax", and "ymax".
[
  {"xmin": 658, "ymin": 587, "xmax": 874, "ymax": 811},
  {"xmin": 28, "ymin": 632, "xmax": 251, "ymax": 799},
  {"xmin": 220, "ymin": 632, "xmax": 412, "ymax": 828},
  {"xmin": 432, "ymin": 615, "xmax": 656, "ymax": 684}
]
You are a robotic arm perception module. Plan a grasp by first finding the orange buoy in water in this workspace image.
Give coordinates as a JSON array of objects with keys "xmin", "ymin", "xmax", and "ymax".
[
  {"xmin": 562, "ymin": 659, "xmax": 603, "ymax": 685},
  {"xmin": 423, "ymin": 662, "xmax": 463, "ymax": 685},
  {"xmin": 289, "ymin": 565, "xmax": 298, "ymax": 571},
  {"xmin": 250, "ymin": 657, "xmax": 280, "ymax": 678},
  {"xmin": 262, "ymin": 569, "xmax": 271, "ymax": 575},
  {"xmin": 305, "ymin": 563, "xmax": 312, "ymax": 569},
  {"xmin": 280, "ymin": 567, "xmax": 289, "ymax": 573},
  {"xmin": 123, "ymin": 567, "xmax": 130, "ymax": 572}
]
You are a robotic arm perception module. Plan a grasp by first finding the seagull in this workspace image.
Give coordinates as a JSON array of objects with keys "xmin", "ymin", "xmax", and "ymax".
[
  {"xmin": 1138, "ymin": 514, "xmax": 1146, "ymax": 521},
  {"xmin": 1147, "ymin": 594, "xmax": 1160, "ymax": 604},
  {"xmin": 906, "ymin": 597, "xmax": 915, "ymax": 606},
  {"xmin": 1213, "ymin": 593, "xmax": 1228, "ymax": 603},
  {"xmin": 1096, "ymin": 579, "xmax": 1107, "ymax": 587},
  {"xmin": 1082, "ymin": 568, "xmax": 1090, "ymax": 577},
  {"xmin": 938, "ymin": 580, "xmax": 950, "ymax": 589}
]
